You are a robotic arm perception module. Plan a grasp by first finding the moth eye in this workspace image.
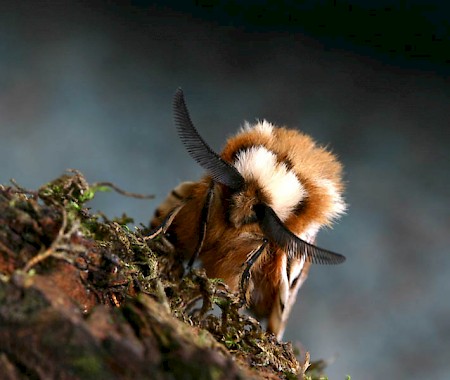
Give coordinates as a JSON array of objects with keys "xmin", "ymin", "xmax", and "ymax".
[
  {"xmin": 252, "ymin": 203, "xmax": 265, "ymax": 219},
  {"xmin": 164, "ymin": 230, "xmax": 177, "ymax": 245},
  {"xmin": 243, "ymin": 213, "xmax": 258, "ymax": 225}
]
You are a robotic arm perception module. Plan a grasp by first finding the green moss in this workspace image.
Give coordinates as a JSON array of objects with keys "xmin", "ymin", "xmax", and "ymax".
[{"xmin": 71, "ymin": 356, "xmax": 104, "ymax": 378}]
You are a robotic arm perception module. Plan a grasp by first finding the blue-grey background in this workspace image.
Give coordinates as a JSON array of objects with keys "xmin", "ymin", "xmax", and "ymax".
[{"xmin": 1, "ymin": 2, "xmax": 449, "ymax": 379}]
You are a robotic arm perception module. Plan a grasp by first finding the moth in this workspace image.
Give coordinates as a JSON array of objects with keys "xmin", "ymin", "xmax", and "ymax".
[{"xmin": 151, "ymin": 89, "xmax": 346, "ymax": 339}]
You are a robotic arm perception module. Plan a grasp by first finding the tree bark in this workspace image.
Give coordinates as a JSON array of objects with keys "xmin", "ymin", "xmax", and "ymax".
[{"xmin": 0, "ymin": 171, "xmax": 306, "ymax": 380}]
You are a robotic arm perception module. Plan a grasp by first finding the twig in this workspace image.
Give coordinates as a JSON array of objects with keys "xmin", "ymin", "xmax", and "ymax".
[
  {"xmin": 8, "ymin": 179, "xmax": 38, "ymax": 197},
  {"xmin": 300, "ymin": 352, "xmax": 311, "ymax": 375},
  {"xmin": 93, "ymin": 181, "xmax": 155, "ymax": 200},
  {"xmin": 110, "ymin": 293, "xmax": 121, "ymax": 307},
  {"xmin": 0, "ymin": 240, "xmax": 16, "ymax": 258},
  {"xmin": 23, "ymin": 206, "xmax": 69, "ymax": 272},
  {"xmin": 145, "ymin": 203, "xmax": 184, "ymax": 240}
]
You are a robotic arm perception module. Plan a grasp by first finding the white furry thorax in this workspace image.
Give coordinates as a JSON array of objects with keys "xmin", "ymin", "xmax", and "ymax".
[{"xmin": 233, "ymin": 145, "xmax": 305, "ymax": 222}]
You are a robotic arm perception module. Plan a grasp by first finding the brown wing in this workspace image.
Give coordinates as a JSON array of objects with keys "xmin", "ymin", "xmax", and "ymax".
[{"xmin": 151, "ymin": 181, "xmax": 197, "ymax": 229}]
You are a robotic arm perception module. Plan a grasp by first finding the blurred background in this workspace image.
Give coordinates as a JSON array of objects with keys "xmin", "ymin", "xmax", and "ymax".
[{"xmin": 1, "ymin": 1, "xmax": 449, "ymax": 378}]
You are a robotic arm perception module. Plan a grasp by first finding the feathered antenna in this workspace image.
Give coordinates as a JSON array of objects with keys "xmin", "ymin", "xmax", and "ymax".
[
  {"xmin": 254, "ymin": 203, "xmax": 346, "ymax": 265},
  {"xmin": 173, "ymin": 88, "xmax": 245, "ymax": 190}
]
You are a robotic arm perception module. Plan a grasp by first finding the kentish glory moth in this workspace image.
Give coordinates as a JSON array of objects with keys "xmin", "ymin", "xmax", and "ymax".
[{"xmin": 151, "ymin": 89, "xmax": 346, "ymax": 339}]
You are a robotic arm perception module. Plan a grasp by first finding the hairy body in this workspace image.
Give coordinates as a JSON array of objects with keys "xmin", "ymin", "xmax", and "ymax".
[{"xmin": 151, "ymin": 108, "xmax": 346, "ymax": 339}]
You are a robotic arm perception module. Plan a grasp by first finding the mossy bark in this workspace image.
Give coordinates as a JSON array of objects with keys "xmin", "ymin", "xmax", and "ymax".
[{"xmin": 0, "ymin": 171, "xmax": 313, "ymax": 380}]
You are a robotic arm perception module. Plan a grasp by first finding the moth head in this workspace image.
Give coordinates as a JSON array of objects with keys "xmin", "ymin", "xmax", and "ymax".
[
  {"xmin": 224, "ymin": 179, "xmax": 266, "ymax": 228},
  {"xmin": 173, "ymin": 88, "xmax": 345, "ymax": 265}
]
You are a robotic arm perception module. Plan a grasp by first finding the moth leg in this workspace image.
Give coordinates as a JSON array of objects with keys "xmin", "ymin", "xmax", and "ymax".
[
  {"xmin": 239, "ymin": 238, "xmax": 268, "ymax": 307},
  {"xmin": 146, "ymin": 202, "xmax": 185, "ymax": 240},
  {"xmin": 267, "ymin": 256, "xmax": 311, "ymax": 340},
  {"xmin": 187, "ymin": 182, "xmax": 214, "ymax": 268}
]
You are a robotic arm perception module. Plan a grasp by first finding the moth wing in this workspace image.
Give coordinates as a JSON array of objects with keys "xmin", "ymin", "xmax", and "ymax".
[{"xmin": 151, "ymin": 181, "xmax": 197, "ymax": 228}]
